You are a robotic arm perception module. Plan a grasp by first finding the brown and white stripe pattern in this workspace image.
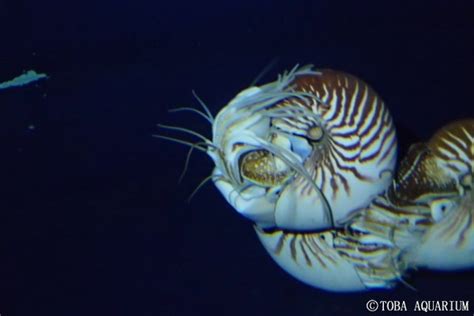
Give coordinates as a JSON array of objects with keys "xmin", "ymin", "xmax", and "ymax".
[
  {"xmin": 350, "ymin": 119, "xmax": 474, "ymax": 270},
  {"xmin": 255, "ymin": 225, "xmax": 401, "ymax": 291},
  {"xmin": 271, "ymin": 70, "xmax": 396, "ymax": 199},
  {"xmin": 255, "ymin": 120, "xmax": 473, "ymax": 291},
  {"xmin": 208, "ymin": 66, "xmax": 397, "ymax": 230}
]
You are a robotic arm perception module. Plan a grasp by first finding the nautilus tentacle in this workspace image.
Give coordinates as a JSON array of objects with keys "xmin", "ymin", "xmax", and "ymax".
[
  {"xmin": 350, "ymin": 119, "xmax": 474, "ymax": 271},
  {"xmin": 208, "ymin": 65, "xmax": 397, "ymax": 230}
]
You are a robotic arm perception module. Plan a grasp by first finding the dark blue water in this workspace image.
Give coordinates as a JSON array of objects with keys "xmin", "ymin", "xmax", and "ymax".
[{"xmin": 0, "ymin": 1, "xmax": 472, "ymax": 315}]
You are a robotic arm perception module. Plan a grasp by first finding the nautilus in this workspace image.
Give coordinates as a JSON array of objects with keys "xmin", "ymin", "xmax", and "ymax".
[
  {"xmin": 351, "ymin": 119, "xmax": 474, "ymax": 271},
  {"xmin": 158, "ymin": 64, "xmax": 473, "ymax": 292},
  {"xmin": 160, "ymin": 65, "xmax": 397, "ymax": 230}
]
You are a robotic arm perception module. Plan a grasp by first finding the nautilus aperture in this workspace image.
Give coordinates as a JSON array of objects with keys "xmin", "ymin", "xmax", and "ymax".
[{"xmin": 207, "ymin": 65, "xmax": 397, "ymax": 230}]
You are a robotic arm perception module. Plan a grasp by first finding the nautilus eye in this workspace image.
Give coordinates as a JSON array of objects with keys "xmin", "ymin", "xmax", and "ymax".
[
  {"xmin": 307, "ymin": 125, "xmax": 324, "ymax": 141},
  {"xmin": 429, "ymin": 198, "xmax": 455, "ymax": 222},
  {"xmin": 240, "ymin": 150, "xmax": 293, "ymax": 186},
  {"xmin": 461, "ymin": 173, "xmax": 472, "ymax": 188}
]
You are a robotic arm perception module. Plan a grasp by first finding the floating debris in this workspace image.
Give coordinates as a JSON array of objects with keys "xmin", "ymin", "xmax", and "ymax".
[{"xmin": 0, "ymin": 70, "xmax": 48, "ymax": 90}]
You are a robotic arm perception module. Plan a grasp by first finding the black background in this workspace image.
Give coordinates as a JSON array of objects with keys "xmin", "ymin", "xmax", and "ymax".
[{"xmin": 0, "ymin": 0, "xmax": 473, "ymax": 315}]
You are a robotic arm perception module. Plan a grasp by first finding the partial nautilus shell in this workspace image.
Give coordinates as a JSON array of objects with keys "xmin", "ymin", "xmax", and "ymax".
[
  {"xmin": 254, "ymin": 225, "xmax": 403, "ymax": 291},
  {"xmin": 204, "ymin": 65, "xmax": 397, "ymax": 230},
  {"xmin": 352, "ymin": 119, "xmax": 474, "ymax": 271}
]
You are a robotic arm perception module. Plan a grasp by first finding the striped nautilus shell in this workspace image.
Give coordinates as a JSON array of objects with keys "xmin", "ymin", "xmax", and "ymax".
[
  {"xmin": 351, "ymin": 119, "xmax": 474, "ymax": 271},
  {"xmin": 202, "ymin": 65, "xmax": 397, "ymax": 230},
  {"xmin": 254, "ymin": 224, "xmax": 403, "ymax": 291}
]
